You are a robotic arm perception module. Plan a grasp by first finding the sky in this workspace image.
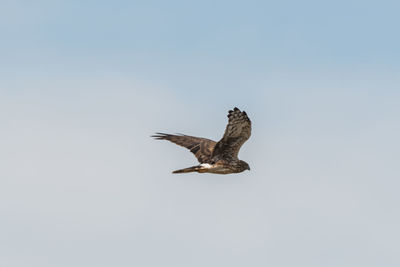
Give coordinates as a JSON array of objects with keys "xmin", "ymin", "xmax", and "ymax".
[{"xmin": 1, "ymin": 0, "xmax": 400, "ymax": 266}]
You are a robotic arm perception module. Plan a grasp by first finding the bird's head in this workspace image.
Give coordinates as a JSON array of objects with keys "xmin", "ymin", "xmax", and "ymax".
[{"xmin": 239, "ymin": 160, "xmax": 251, "ymax": 172}]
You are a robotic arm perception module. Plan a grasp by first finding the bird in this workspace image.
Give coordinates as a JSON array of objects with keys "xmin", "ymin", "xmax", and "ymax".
[{"xmin": 152, "ymin": 107, "xmax": 251, "ymax": 174}]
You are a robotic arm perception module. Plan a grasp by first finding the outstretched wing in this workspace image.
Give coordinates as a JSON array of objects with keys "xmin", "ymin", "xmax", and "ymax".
[
  {"xmin": 152, "ymin": 133, "xmax": 216, "ymax": 163},
  {"xmin": 212, "ymin": 107, "xmax": 251, "ymax": 159}
]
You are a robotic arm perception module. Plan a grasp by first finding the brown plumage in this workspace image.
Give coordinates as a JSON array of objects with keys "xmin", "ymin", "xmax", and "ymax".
[{"xmin": 152, "ymin": 107, "xmax": 251, "ymax": 174}]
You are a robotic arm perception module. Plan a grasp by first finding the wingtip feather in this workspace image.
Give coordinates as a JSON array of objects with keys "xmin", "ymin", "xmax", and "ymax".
[{"xmin": 151, "ymin": 132, "xmax": 170, "ymax": 139}]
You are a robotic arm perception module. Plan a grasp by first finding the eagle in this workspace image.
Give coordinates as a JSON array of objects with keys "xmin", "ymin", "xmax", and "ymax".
[{"xmin": 152, "ymin": 107, "xmax": 251, "ymax": 174}]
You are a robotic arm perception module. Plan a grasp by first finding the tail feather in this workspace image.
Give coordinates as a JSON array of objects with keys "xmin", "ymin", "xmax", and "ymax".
[{"xmin": 172, "ymin": 165, "xmax": 203, "ymax": 174}]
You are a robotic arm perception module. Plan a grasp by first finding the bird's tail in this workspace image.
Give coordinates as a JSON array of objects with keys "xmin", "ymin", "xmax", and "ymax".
[{"xmin": 172, "ymin": 165, "xmax": 203, "ymax": 174}]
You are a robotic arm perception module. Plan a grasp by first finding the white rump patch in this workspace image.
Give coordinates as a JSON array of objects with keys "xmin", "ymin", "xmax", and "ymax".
[{"xmin": 200, "ymin": 163, "xmax": 213, "ymax": 168}]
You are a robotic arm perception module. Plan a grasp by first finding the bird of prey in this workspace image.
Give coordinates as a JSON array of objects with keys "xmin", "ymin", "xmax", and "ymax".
[{"xmin": 152, "ymin": 107, "xmax": 251, "ymax": 174}]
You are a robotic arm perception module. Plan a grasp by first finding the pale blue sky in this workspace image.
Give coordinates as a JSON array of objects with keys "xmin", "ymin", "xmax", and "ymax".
[{"xmin": 1, "ymin": 1, "xmax": 399, "ymax": 267}]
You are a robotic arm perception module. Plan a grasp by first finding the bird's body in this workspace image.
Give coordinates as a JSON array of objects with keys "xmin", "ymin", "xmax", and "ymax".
[{"xmin": 152, "ymin": 107, "xmax": 251, "ymax": 174}]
